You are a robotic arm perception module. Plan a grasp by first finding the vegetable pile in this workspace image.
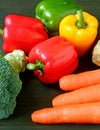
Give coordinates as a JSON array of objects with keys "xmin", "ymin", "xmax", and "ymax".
[{"xmin": 0, "ymin": 0, "xmax": 100, "ymax": 124}]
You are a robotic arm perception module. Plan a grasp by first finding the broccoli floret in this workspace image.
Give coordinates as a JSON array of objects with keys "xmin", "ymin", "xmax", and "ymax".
[{"xmin": 0, "ymin": 50, "xmax": 28, "ymax": 119}]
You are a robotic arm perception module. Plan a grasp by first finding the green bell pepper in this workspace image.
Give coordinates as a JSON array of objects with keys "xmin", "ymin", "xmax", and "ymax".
[{"xmin": 35, "ymin": 0, "xmax": 82, "ymax": 36}]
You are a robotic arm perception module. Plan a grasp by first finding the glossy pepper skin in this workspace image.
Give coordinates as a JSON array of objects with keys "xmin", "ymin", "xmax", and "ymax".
[
  {"xmin": 2, "ymin": 14, "xmax": 48, "ymax": 54},
  {"xmin": 27, "ymin": 36, "xmax": 78, "ymax": 84},
  {"xmin": 59, "ymin": 10, "xmax": 99, "ymax": 56},
  {"xmin": 35, "ymin": 0, "xmax": 82, "ymax": 36}
]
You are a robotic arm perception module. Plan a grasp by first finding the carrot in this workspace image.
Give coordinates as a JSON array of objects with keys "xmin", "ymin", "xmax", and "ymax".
[
  {"xmin": 59, "ymin": 69, "xmax": 100, "ymax": 91},
  {"xmin": 31, "ymin": 102, "xmax": 100, "ymax": 124},
  {"xmin": 52, "ymin": 84, "xmax": 100, "ymax": 107}
]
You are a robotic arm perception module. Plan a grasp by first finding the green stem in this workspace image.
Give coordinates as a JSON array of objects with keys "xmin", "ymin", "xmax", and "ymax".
[
  {"xmin": 0, "ymin": 28, "xmax": 3, "ymax": 36},
  {"xmin": 76, "ymin": 10, "xmax": 87, "ymax": 29},
  {"xmin": 27, "ymin": 60, "xmax": 44, "ymax": 73},
  {"xmin": 4, "ymin": 50, "xmax": 28, "ymax": 73}
]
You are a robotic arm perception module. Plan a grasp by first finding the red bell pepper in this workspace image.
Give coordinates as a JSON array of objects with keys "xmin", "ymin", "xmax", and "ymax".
[
  {"xmin": 27, "ymin": 36, "xmax": 78, "ymax": 84},
  {"xmin": 1, "ymin": 14, "xmax": 48, "ymax": 54}
]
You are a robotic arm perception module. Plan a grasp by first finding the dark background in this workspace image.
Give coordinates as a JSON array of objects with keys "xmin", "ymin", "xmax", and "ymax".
[{"xmin": 0, "ymin": 0, "xmax": 100, "ymax": 130}]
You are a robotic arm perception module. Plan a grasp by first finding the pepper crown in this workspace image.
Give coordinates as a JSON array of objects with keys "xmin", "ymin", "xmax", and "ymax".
[
  {"xmin": 4, "ymin": 50, "xmax": 28, "ymax": 73},
  {"xmin": 76, "ymin": 10, "xmax": 87, "ymax": 29},
  {"xmin": 0, "ymin": 29, "xmax": 3, "ymax": 36},
  {"xmin": 27, "ymin": 60, "xmax": 44, "ymax": 74}
]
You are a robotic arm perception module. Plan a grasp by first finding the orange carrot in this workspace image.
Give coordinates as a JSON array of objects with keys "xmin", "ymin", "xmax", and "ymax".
[
  {"xmin": 31, "ymin": 102, "xmax": 100, "ymax": 124},
  {"xmin": 59, "ymin": 69, "xmax": 100, "ymax": 91},
  {"xmin": 52, "ymin": 84, "xmax": 100, "ymax": 107}
]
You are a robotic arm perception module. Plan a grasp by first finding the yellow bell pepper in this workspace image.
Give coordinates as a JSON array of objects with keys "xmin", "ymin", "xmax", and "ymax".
[{"xmin": 59, "ymin": 10, "xmax": 99, "ymax": 56}]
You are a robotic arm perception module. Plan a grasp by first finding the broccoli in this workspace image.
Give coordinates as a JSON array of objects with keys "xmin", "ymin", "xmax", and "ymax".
[{"xmin": 0, "ymin": 50, "xmax": 28, "ymax": 119}]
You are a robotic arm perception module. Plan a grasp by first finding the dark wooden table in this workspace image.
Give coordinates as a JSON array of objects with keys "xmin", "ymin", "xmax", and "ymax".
[{"xmin": 0, "ymin": 0, "xmax": 100, "ymax": 129}]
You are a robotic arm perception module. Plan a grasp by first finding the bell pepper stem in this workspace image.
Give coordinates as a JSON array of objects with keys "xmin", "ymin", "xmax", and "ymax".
[
  {"xmin": 27, "ymin": 60, "xmax": 44, "ymax": 73},
  {"xmin": 0, "ymin": 29, "xmax": 3, "ymax": 36},
  {"xmin": 76, "ymin": 10, "xmax": 87, "ymax": 29}
]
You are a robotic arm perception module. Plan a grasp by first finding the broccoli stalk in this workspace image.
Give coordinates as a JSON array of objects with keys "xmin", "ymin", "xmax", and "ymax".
[{"xmin": 0, "ymin": 50, "xmax": 28, "ymax": 119}]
